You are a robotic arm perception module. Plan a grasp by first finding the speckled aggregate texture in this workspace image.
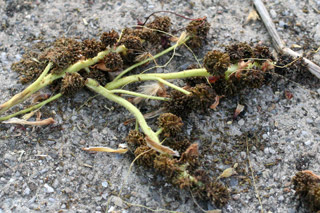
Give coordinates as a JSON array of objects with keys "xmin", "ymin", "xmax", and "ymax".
[{"xmin": 0, "ymin": 0, "xmax": 320, "ymax": 212}]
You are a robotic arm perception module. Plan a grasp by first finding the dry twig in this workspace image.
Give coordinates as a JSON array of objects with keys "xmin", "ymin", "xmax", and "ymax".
[{"xmin": 253, "ymin": 0, "xmax": 320, "ymax": 79}]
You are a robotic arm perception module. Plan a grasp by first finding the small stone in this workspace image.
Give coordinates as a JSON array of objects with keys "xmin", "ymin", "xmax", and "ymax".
[
  {"xmin": 23, "ymin": 187, "xmax": 30, "ymax": 196},
  {"xmin": 4, "ymin": 153, "xmax": 15, "ymax": 161},
  {"xmin": 301, "ymin": 131, "xmax": 308, "ymax": 137},
  {"xmin": 87, "ymin": 174, "xmax": 94, "ymax": 181},
  {"xmin": 238, "ymin": 119, "xmax": 245, "ymax": 126},
  {"xmin": 264, "ymin": 147, "xmax": 269, "ymax": 154},
  {"xmin": 270, "ymin": 9, "xmax": 277, "ymax": 18},
  {"xmin": 102, "ymin": 192, "xmax": 108, "ymax": 200},
  {"xmin": 288, "ymin": 208, "xmax": 296, "ymax": 213},
  {"xmin": 111, "ymin": 196, "xmax": 123, "ymax": 207},
  {"xmin": 102, "ymin": 181, "xmax": 108, "ymax": 188},
  {"xmin": 269, "ymin": 148, "xmax": 276, "ymax": 154},
  {"xmin": 44, "ymin": 184, "xmax": 54, "ymax": 193},
  {"xmin": 240, "ymin": 151, "xmax": 246, "ymax": 159},
  {"xmin": 278, "ymin": 195, "xmax": 284, "ymax": 201},
  {"xmin": 304, "ymin": 140, "xmax": 312, "ymax": 146},
  {"xmin": 306, "ymin": 118, "xmax": 313, "ymax": 124},
  {"xmin": 279, "ymin": 20, "xmax": 285, "ymax": 28},
  {"xmin": 108, "ymin": 206, "xmax": 115, "ymax": 212},
  {"xmin": 232, "ymin": 194, "xmax": 240, "ymax": 200},
  {"xmin": 52, "ymin": 179, "xmax": 59, "ymax": 188},
  {"xmin": 262, "ymin": 134, "xmax": 268, "ymax": 140}
]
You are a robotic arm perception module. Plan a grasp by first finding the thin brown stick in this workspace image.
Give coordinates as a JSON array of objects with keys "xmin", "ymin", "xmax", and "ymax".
[
  {"xmin": 253, "ymin": 0, "xmax": 320, "ymax": 79},
  {"xmin": 3, "ymin": 117, "xmax": 55, "ymax": 126}
]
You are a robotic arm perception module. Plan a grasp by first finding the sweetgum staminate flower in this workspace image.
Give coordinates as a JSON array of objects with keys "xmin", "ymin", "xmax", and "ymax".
[{"xmin": 203, "ymin": 50, "xmax": 230, "ymax": 76}]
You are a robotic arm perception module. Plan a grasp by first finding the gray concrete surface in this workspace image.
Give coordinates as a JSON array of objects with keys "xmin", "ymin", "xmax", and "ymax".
[{"xmin": 0, "ymin": 0, "xmax": 320, "ymax": 212}]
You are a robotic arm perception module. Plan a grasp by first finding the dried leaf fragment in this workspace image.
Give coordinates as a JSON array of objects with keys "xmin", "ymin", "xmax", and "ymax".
[
  {"xmin": 233, "ymin": 103, "xmax": 245, "ymax": 119},
  {"xmin": 217, "ymin": 167, "xmax": 236, "ymax": 179},
  {"xmin": 210, "ymin": 95, "xmax": 224, "ymax": 110},
  {"xmin": 145, "ymin": 136, "xmax": 179, "ymax": 157},
  {"xmin": 93, "ymin": 62, "xmax": 108, "ymax": 71},
  {"xmin": 82, "ymin": 147, "xmax": 128, "ymax": 154},
  {"xmin": 245, "ymin": 9, "xmax": 260, "ymax": 24},
  {"xmin": 285, "ymin": 90, "xmax": 293, "ymax": 100},
  {"xmin": 3, "ymin": 117, "xmax": 55, "ymax": 126}
]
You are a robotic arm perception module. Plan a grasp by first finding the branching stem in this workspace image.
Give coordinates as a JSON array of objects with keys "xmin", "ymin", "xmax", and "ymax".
[
  {"xmin": 0, "ymin": 45, "xmax": 125, "ymax": 115},
  {"xmin": 0, "ymin": 93, "xmax": 62, "ymax": 121},
  {"xmin": 113, "ymin": 32, "xmax": 189, "ymax": 81},
  {"xmin": 85, "ymin": 78, "xmax": 178, "ymax": 156},
  {"xmin": 106, "ymin": 68, "xmax": 209, "ymax": 90}
]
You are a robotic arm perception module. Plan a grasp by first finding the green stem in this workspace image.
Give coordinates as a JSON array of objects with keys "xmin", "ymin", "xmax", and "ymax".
[
  {"xmin": 0, "ymin": 45, "xmax": 126, "ymax": 115},
  {"xmin": 155, "ymin": 128, "xmax": 163, "ymax": 136},
  {"xmin": 0, "ymin": 93, "xmax": 62, "ymax": 121},
  {"xmin": 224, "ymin": 64, "xmax": 239, "ymax": 81},
  {"xmin": 85, "ymin": 78, "xmax": 178, "ymax": 156},
  {"xmin": 113, "ymin": 33, "xmax": 190, "ymax": 81},
  {"xmin": 106, "ymin": 68, "xmax": 209, "ymax": 90},
  {"xmin": 86, "ymin": 78, "xmax": 159, "ymax": 143},
  {"xmin": 0, "ymin": 62, "xmax": 53, "ymax": 114},
  {"xmin": 111, "ymin": 89, "xmax": 170, "ymax": 101},
  {"xmin": 157, "ymin": 78, "xmax": 190, "ymax": 95}
]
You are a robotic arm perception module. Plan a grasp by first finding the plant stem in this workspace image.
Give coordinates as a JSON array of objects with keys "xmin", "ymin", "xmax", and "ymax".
[
  {"xmin": 0, "ymin": 62, "xmax": 52, "ymax": 114},
  {"xmin": 157, "ymin": 78, "xmax": 190, "ymax": 95},
  {"xmin": 0, "ymin": 45, "xmax": 126, "ymax": 115},
  {"xmin": 106, "ymin": 68, "xmax": 209, "ymax": 90},
  {"xmin": 85, "ymin": 78, "xmax": 178, "ymax": 156},
  {"xmin": 86, "ymin": 79, "xmax": 159, "ymax": 142},
  {"xmin": 0, "ymin": 93, "xmax": 62, "ymax": 122},
  {"xmin": 224, "ymin": 64, "xmax": 239, "ymax": 80},
  {"xmin": 111, "ymin": 89, "xmax": 170, "ymax": 101},
  {"xmin": 155, "ymin": 128, "xmax": 163, "ymax": 136},
  {"xmin": 113, "ymin": 32, "xmax": 190, "ymax": 81}
]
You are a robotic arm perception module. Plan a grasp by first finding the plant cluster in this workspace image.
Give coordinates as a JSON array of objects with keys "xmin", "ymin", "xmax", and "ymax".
[
  {"xmin": 126, "ymin": 125, "xmax": 229, "ymax": 207},
  {"xmin": 0, "ymin": 12, "xmax": 304, "ymax": 209}
]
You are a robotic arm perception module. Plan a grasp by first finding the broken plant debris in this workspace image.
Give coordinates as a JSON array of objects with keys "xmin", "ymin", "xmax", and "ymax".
[
  {"xmin": 185, "ymin": 17, "xmax": 210, "ymax": 49},
  {"xmin": 126, "ymin": 130, "xmax": 230, "ymax": 208},
  {"xmin": 292, "ymin": 170, "xmax": 320, "ymax": 212}
]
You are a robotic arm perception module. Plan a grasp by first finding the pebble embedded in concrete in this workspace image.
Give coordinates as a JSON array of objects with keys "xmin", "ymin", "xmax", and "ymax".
[{"xmin": 44, "ymin": 184, "xmax": 54, "ymax": 193}]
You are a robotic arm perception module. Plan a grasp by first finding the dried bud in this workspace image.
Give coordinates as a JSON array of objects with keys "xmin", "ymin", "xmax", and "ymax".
[
  {"xmin": 253, "ymin": 45, "xmax": 273, "ymax": 60},
  {"xmin": 203, "ymin": 50, "xmax": 230, "ymax": 76},
  {"xmin": 100, "ymin": 29, "xmax": 119, "ymax": 47},
  {"xmin": 104, "ymin": 52, "xmax": 123, "ymax": 72},
  {"xmin": 134, "ymin": 145, "xmax": 157, "ymax": 167},
  {"xmin": 225, "ymin": 42, "xmax": 253, "ymax": 62},
  {"xmin": 60, "ymin": 72, "xmax": 85, "ymax": 96},
  {"xmin": 126, "ymin": 130, "xmax": 146, "ymax": 151},
  {"xmin": 186, "ymin": 17, "xmax": 210, "ymax": 48},
  {"xmin": 81, "ymin": 39, "xmax": 105, "ymax": 59},
  {"xmin": 158, "ymin": 113, "xmax": 183, "ymax": 137},
  {"xmin": 146, "ymin": 16, "xmax": 172, "ymax": 33}
]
